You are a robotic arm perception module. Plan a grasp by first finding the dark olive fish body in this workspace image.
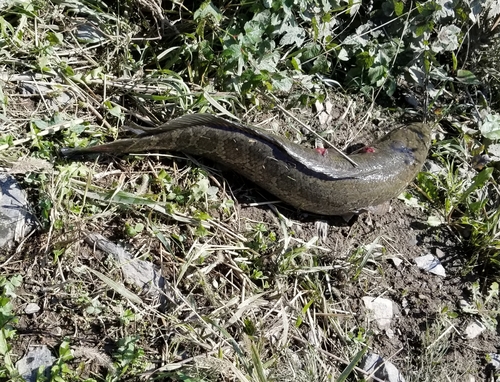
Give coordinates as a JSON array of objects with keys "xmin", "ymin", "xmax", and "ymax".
[{"xmin": 61, "ymin": 114, "xmax": 431, "ymax": 215}]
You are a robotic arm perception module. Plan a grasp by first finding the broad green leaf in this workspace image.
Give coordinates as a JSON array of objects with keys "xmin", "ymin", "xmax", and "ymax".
[
  {"xmin": 480, "ymin": 114, "xmax": 500, "ymax": 140},
  {"xmin": 456, "ymin": 69, "xmax": 480, "ymax": 85},
  {"xmin": 356, "ymin": 51, "xmax": 374, "ymax": 69},
  {"xmin": 255, "ymin": 51, "xmax": 279, "ymax": 72},
  {"xmin": 193, "ymin": 1, "xmax": 223, "ymax": 24},
  {"xmin": 58, "ymin": 338, "xmax": 73, "ymax": 362},
  {"xmin": 300, "ymin": 42, "xmax": 321, "ymax": 60},
  {"xmin": 33, "ymin": 120, "xmax": 49, "ymax": 130},
  {"xmin": 108, "ymin": 105, "xmax": 123, "ymax": 119},
  {"xmin": 280, "ymin": 25, "xmax": 306, "ymax": 47},
  {"xmin": 311, "ymin": 55, "xmax": 329, "ymax": 73},
  {"xmin": 337, "ymin": 47, "xmax": 349, "ymax": 61},
  {"xmin": 47, "ymin": 31, "xmax": 64, "ymax": 45},
  {"xmin": 311, "ymin": 15, "xmax": 319, "ymax": 40},
  {"xmin": 368, "ymin": 65, "xmax": 386, "ymax": 84},
  {"xmin": 393, "ymin": 0, "xmax": 404, "ymax": 16},
  {"xmin": 432, "ymin": 24, "xmax": 460, "ymax": 53}
]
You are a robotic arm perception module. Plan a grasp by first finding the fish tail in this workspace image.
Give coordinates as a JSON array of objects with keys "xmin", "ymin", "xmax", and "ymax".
[{"xmin": 60, "ymin": 139, "xmax": 141, "ymax": 157}]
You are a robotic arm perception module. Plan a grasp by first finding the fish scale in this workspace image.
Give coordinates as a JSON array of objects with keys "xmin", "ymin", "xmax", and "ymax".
[{"xmin": 61, "ymin": 114, "xmax": 432, "ymax": 215}]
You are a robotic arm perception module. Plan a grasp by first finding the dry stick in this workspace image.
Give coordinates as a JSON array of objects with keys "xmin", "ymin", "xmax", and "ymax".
[
  {"xmin": 291, "ymin": 335, "xmax": 386, "ymax": 382},
  {"xmin": 0, "ymin": 119, "xmax": 85, "ymax": 151},
  {"xmin": 261, "ymin": 91, "xmax": 359, "ymax": 167},
  {"xmin": 491, "ymin": 14, "xmax": 500, "ymax": 32},
  {"xmin": 69, "ymin": 79, "xmax": 113, "ymax": 130},
  {"xmin": 139, "ymin": 347, "xmax": 230, "ymax": 378}
]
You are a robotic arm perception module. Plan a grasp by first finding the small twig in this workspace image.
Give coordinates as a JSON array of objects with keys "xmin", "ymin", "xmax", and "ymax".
[
  {"xmin": 261, "ymin": 92, "xmax": 359, "ymax": 167},
  {"xmin": 139, "ymin": 347, "xmax": 229, "ymax": 378},
  {"xmin": 69, "ymin": 79, "xmax": 113, "ymax": 129},
  {"xmin": 491, "ymin": 14, "xmax": 500, "ymax": 32}
]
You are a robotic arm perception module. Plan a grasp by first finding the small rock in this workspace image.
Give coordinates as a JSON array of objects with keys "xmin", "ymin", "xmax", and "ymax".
[
  {"xmin": 489, "ymin": 353, "xmax": 500, "ymax": 370},
  {"xmin": 16, "ymin": 346, "xmax": 55, "ymax": 382},
  {"xmin": 404, "ymin": 93, "xmax": 419, "ymax": 108},
  {"xmin": 362, "ymin": 296, "xmax": 395, "ymax": 330},
  {"xmin": 19, "ymin": 82, "xmax": 74, "ymax": 110},
  {"xmin": 471, "ymin": 154, "xmax": 490, "ymax": 171},
  {"xmin": 424, "ymin": 160, "xmax": 444, "ymax": 175},
  {"xmin": 84, "ymin": 233, "xmax": 174, "ymax": 305},
  {"xmin": 360, "ymin": 352, "xmax": 406, "ymax": 382},
  {"xmin": 406, "ymin": 234, "xmax": 418, "ymax": 247},
  {"xmin": 390, "ymin": 256, "xmax": 403, "ymax": 267},
  {"xmin": 314, "ymin": 100, "xmax": 324, "ymax": 113},
  {"xmin": 324, "ymin": 100, "xmax": 333, "ymax": 114},
  {"xmin": 464, "ymin": 320, "xmax": 486, "ymax": 339},
  {"xmin": 435, "ymin": 248, "xmax": 445, "ymax": 258},
  {"xmin": 6, "ymin": 158, "xmax": 52, "ymax": 174},
  {"xmin": 385, "ymin": 328, "xmax": 395, "ymax": 338},
  {"xmin": 488, "ymin": 143, "xmax": 500, "ymax": 160},
  {"xmin": 459, "ymin": 299, "xmax": 468, "ymax": 309},
  {"xmin": 20, "ymin": 83, "xmax": 51, "ymax": 96},
  {"xmin": 25, "ymin": 303, "xmax": 40, "ymax": 315},
  {"xmin": 318, "ymin": 111, "xmax": 330, "ymax": 125},
  {"xmin": 414, "ymin": 254, "xmax": 446, "ymax": 277},
  {"xmin": 0, "ymin": 174, "xmax": 35, "ymax": 250},
  {"xmin": 401, "ymin": 298, "xmax": 408, "ymax": 309}
]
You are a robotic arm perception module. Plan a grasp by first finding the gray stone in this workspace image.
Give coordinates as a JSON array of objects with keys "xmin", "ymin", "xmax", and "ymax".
[
  {"xmin": 488, "ymin": 143, "xmax": 500, "ymax": 160},
  {"xmin": 19, "ymin": 82, "xmax": 74, "ymax": 110},
  {"xmin": 360, "ymin": 352, "xmax": 406, "ymax": 382},
  {"xmin": 85, "ymin": 233, "xmax": 169, "ymax": 301},
  {"xmin": 464, "ymin": 320, "xmax": 485, "ymax": 339},
  {"xmin": 489, "ymin": 353, "xmax": 500, "ymax": 370},
  {"xmin": 16, "ymin": 345, "xmax": 55, "ymax": 382},
  {"xmin": 0, "ymin": 174, "xmax": 35, "ymax": 249},
  {"xmin": 424, "ymin": 160, "xmax": 444, "ymax": 175},
  {"xmin": 362, "ymin": 296, "xmax": 395, "ymax": 330},
  {"xmin": 24, "ymin": 303, "xmax": 40, "ymax": 315},
  {"xmin": 414, "ymin": 254, "xmax": 446, "ymax": 277}
]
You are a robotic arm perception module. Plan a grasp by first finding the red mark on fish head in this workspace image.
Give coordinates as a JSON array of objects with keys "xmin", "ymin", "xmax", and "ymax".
[
  {"xmin": 360, "ymin": 146, "xmax": 375, "ymax": 153},
  {"xmin": 315, "ymin": 147, "xmax": 328, "ymax": 156}
]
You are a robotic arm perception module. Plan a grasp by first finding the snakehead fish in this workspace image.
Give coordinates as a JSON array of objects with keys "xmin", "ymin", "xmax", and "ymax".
[{"xmin": 61, "ymin": 114, "xmax": 431, "ymax": 215}]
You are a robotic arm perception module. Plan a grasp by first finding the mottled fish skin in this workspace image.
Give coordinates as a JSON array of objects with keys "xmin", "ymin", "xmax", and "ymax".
[{"xmin": 61, "ymin": 114, "xmax": 432, "ymax": 215}]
